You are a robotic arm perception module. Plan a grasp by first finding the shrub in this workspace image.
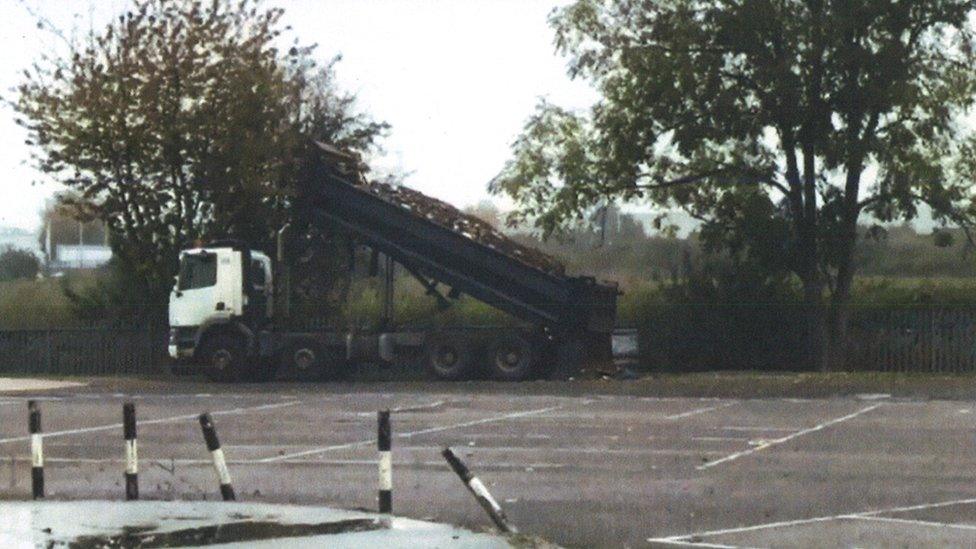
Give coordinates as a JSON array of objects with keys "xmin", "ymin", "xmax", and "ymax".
[
  {"xmin": 0, "ymin": 246, "xmax": 40, "ymax": 281},
  {"xmin": 0, "ymin": 277, "xmax": 80, "ymax": 329}
]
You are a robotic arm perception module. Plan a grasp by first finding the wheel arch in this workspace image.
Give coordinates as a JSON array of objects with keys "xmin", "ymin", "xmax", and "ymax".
[{"xmin": 195, "ymin": 318, "xmax": 255, "ymax": 354}]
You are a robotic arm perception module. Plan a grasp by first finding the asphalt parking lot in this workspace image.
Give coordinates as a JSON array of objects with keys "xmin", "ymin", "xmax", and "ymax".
[{"xmin": 1, "ymin": 381, "xmax": 975, "ymax": 547}]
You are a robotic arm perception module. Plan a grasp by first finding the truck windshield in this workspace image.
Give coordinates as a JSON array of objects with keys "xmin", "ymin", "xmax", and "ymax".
[{"xmin": 178, "ymin": 252, "xmax": 217, "ymax": 291}]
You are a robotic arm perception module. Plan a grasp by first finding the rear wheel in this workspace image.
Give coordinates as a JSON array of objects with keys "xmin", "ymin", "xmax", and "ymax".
[
  {"xmin": 425, "ymin": 333, "xmax": 474, "ymax": 380},
  {"xmin": 199, "ymin": 333, "xmax": 248, "ymax": 382},
  {"xmin": 487, "ymin": 334, "xmax": 535, "ymax": 381}
]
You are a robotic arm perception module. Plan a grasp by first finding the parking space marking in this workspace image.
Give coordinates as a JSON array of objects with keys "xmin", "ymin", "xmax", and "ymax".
[
  {"xmin": 400, "ymin": 405, "xmax": 563, "ymax": 437},
  {"xmin": 254, "ymin": 438, "xmax": 374, "ymax": 462},
  {"xmin": 649, "ymin": 496, "xmax": 976, "ymax": 546},
  {"xmin": 847, "ymin": 515, "xmax": 976, "ymax": 531},
  {"xmin": 356, "ymin": 400, "xmax": 447, "ymax": 416},
  {"xmin": 446, "ymin": 433, "xmax": 553, "ymax": 440},
  {"xmin": 648, "ymin": 539, "xmax": 753, "ymax": 549},
  {"xmin": 395, "ymin": 445, "xmax": 726, "ymax": 457},
  {"xmin": 649, "ymin": 515, "xmax": 840, "ymax": 544},
  {"xmin": 719, "ymin": 426, "xmax": 802, "ymax": 432},
  {"xmin": 648, "ymin": 540, "xmax": 748, "ymax": 548},
  {"xmin": 855, "ymin": 496, "xmax": 976, "ymax": 517},
  {"xmin": 257, "ymin": 405, "xmax": 562, "ymax": 463},
  {"xmin": 1, "ymin": 455, "xmax": 569, "ymax": 469},
  {"xmin": 666, "ymin": 402, "xmax": 737, "ymax": 420},
  {"xmin": 698, "ymin": 404, "xmax": 882, "ymax": 470},
  {"xmin": 0, "ymin": 400, "xmax": 302, "ymax": 445}
]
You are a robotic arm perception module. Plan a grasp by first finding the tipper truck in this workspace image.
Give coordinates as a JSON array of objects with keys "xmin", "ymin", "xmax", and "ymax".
[{"xmin": 168, "ymin": 143, "xmax": 618, "ymax": 382}]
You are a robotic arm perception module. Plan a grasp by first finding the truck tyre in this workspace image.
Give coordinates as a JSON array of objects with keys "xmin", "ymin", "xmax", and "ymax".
[
  {"xmin": 425, "ymin": 333, "xmax": 474, "ymax": 380},
  {"xmin": 279, "ymin": 339, "xmax": 343, "ymax": 381},
  {"xmin": 199, "ymin": 333, "xmax": 247, "ymax": 382},
  {"xmin": 488, "ymin": 334, "xmax": 535, "ymax": 381}
]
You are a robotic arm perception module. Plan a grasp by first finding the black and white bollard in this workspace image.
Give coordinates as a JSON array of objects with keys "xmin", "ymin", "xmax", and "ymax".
[
  {"xmin": 28, "ymin": 400, "xmax": 43, "ymax": 499},
  {"xmin": 198, "ymin": 413, "xmax": 236, "ymax": 501},
  {"xmin": 123, "ymin": 402, "xmax": 138, "ymax": 500},
  {"xmin": 377, "ymin": 410, "xmax": 392, "ymax": 514},
  {"xmin": 441, "ymin": 448, "xmax": 517, "ymax": 534}
]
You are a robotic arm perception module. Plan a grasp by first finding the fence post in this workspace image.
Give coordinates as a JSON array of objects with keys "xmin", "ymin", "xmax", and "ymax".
[
  {"xmin": 199, "ymin": 413, "xmax": 236, "ymax": 501},
  {"xmin": 28, "ymin": 400, "xmax": 43, "ymax": 499},
  {"xmin": 441, "ymin": 448, "xmax": 517, "ymax": 534},
  {"xmin": 378, "ymin": 410, "xmax": 392, "ymax": 514},
  {"xmin": 123, "ymin": 402, "xmax": 138, "ymax": 500}
]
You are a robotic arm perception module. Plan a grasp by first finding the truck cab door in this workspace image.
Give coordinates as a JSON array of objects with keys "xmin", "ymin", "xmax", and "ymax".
[{"xmin": 169, "ymin": 251, "xmax": 222, "ymax": 328}]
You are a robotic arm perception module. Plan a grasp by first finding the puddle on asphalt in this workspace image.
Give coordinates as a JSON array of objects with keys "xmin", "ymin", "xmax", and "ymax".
[{"xmin": 63, "ymin": 518, "xmax": 382, "ymax": 547}]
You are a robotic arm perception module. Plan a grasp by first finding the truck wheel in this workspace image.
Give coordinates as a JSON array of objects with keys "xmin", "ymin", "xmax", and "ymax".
[
  {"xmin": 199, "ymin": 333, "xmax": 247, "ymax": 382},
  {"xmin": 425, "ymin": 333, "xmax": 473, "ymax": 380},
  {"xmin": 279, "ymin": 339, "xmax": 342, "ymax": 381},
  {"xmin": 488, "ymin": 334, "xmax": 535, "ymax": 381}
]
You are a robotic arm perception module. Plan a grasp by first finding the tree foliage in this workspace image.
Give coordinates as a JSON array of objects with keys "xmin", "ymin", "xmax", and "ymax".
[
  {"xmin": 15, "ymin": 0, "xmax": 387, "ymax": 305},
  {"xmin": 492, "ymin": 0, "xmax": 976, "ymax": 367}
]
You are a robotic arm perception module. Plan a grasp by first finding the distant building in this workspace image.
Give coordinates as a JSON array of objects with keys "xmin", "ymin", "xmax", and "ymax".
[{"xmin": 51, "ymin": 244, "xmax": 112, "ymax": 270}]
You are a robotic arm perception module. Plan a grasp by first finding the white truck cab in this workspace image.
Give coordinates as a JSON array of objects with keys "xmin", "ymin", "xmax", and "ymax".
[{"xmin": 168, "ymin": 245, "xmax": 272, "ymax": 362}]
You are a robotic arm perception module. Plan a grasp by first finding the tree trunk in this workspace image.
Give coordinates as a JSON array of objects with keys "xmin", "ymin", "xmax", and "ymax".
[
  {"xmin": 801, "ymin": 277, "xmax": 828, "ymax": 372},
  {"xmin": 827, "ymin": 237, "xmax": 858, "ymax": 371},
  {"xmin": 827, "ymin": 295, "xmax": 852, "ymax": 371}
]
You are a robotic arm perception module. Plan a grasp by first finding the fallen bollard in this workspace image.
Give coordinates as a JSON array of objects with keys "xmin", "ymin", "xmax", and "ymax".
[
  {"xmin": 28, "ymin": 400, "xmax": 43, "ymax": 500},
  {"xmin": 198, "ymin": 413, "xmax": 236, "ymax": 501},
  {"xmin": 123, "ymin": 402, "xmax": 138, "ymax": 500},
  {"xmin": 378, "ymin": 409, "xmax": 392, "ymax": 514},
  {"xmin": 441, "ymin": 447, "xmax": 517, "ymax": 534}
]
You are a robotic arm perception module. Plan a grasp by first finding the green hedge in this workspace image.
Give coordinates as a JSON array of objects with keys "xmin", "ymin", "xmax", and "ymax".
[{"xmin": 625, "ymin": 278, "xmax": 976, "ymax": 372}]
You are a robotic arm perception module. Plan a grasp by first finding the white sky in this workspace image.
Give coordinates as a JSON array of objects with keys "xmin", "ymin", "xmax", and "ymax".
[{"xmin": 0, "ymin": 0, "xmax": 597, "ymax": 230}]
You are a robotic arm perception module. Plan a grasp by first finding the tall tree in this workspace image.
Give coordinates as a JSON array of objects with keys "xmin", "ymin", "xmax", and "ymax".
[
  {"xmin": 15, "ymin": 0, "xmax": 386, "ymax": 307},
  {"xmin": 492, "ymin": 0, "xmax": 976, "ymax": 369}
]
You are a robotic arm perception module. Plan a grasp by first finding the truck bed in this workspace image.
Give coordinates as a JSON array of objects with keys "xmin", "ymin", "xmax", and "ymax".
[{"xmin": 299, "ymin": 143, "xmax": 618, "ymax": 335}]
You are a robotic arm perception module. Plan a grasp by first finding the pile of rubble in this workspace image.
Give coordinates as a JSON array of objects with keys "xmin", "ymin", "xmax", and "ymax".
[
  {"xmin": 316, "ymin": 142, "xmax": 566, "ymax": 276},
  {"xmin": 361, "ymin": 180, "xmax": 566, "ymax": 276}
]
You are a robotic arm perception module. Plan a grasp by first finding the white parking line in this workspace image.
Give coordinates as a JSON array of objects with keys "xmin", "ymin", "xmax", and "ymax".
[
  {"xmin": 719, "ymin": 426, "xmax": 802, "ymax": 432},
  {"xmin": 698, "ymin": 404, "xmax": 882, "ymax": 470},
  {"xmin": 666, "ymin": 402, "xmax": 736, "ymax": 420},
  {"xmin": 847, "ymin": 515, "xmax": 976, "ymax": 531},
  {"xmin": 2, "ymin": 455, "xmax": 568, "ymax": 469},
  {"xmin": 856, "ymin": 497, "xmax": 976, "ymax": 517},
  {"xmin": 395, "ymin": 445, "xmax": 726, "ymax": 457},
  {"xmin": 400, "ymin": 406, "xmax": 563, "ymax": 437},
  {"xmin": 650, "ymin": 515, "xmax": 840, "ymax": 543},
  {"xmin": 0, "ymin": 401, "xmax": 302, "ymax": 445},
  {"xmin": 257, "ymin": 405, "xmax": 563, "ymax": 463},
  {"xmin": 356, "ymin": 400, "xmax": 447, "ymax": 416},
  {"xmin": 647, "ymin": 540, "xmax": 747, "ymax": 548},
  {"xmin": 648, "ymin": 496, "xmax": 976, "ymax": 545}
]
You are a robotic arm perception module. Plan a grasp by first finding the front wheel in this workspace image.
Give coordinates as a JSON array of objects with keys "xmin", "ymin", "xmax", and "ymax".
[{"xmin": 199, "ymin": 333, "xmax": 248, "ymax": 382}]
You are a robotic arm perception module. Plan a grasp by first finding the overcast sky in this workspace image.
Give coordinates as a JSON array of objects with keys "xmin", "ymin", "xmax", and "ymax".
[{"xmin": 0, "ymin": 0, "xmax": 596, "ymax": 230}]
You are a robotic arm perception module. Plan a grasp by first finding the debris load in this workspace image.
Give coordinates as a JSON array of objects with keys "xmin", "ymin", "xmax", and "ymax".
[{"xmin": 316, "ymin": 142, "xmax": 566, "ymax": 276}]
